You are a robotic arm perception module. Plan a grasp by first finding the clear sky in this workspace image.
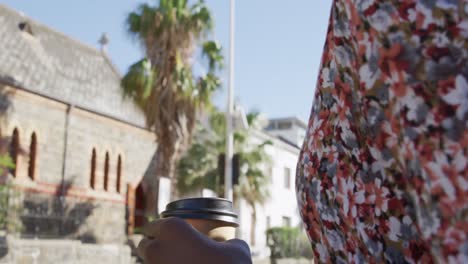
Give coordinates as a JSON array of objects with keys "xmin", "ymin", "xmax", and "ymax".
[{"xmin": 1, "ymin": 0, "xmax": 333, "ymax": 122}]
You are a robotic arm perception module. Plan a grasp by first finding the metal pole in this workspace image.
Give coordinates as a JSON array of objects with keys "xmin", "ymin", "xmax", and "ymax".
[{"xmin": 224, "ymin": 0, "xmax": 235, "ymax": 202}]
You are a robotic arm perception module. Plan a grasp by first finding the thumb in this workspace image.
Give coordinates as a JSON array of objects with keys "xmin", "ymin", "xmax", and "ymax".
[{"xmin": 225, "ymin": 239, "xmax": 252, "ymax": 262}]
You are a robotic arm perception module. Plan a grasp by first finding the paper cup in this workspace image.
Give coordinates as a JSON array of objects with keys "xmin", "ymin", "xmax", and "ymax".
[{"xmin": 161, "ymin": 198, "xmax": 238, "ymax": 241}]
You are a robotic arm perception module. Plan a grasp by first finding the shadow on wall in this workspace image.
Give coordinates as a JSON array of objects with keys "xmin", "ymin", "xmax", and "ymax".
[
  {"xmin": 0, "ymin": 81, "xmax": 13, "ymax": 118},
  {"xmin": 124, "ymin": 151, "xmax": 159, "ymax": 263},
  {"xmin": 20, "ymin": 179, "xmax": 98, "ymax": 243},
  {"xmin": 139, "ymin": 150, "xmax": 159, "ymax": 219}
]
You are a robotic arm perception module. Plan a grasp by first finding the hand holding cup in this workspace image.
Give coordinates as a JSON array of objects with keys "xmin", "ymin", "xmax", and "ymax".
[{"xmin": 137, "ymin": 217, "xmax": 252, "ymax": 264}]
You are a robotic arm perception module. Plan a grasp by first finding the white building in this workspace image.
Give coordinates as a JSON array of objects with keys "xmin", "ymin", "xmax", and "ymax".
[
  {"xmin": 190, "ymin": 117, "xmax": 307, "ymax": 259},
  {"xmin": 179, "ymin": 117, "xmax": 306, "ymax": 259},
  {"xmin": 237, "ymin": 117, "xmax": 306, "ymax": 259},
  {"xmin": 265, "ymin": 117, "xmax": 307, "ymax": 148}
]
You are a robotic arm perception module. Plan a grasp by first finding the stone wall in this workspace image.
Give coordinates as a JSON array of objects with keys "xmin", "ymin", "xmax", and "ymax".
[
  {"xmin": 1, "ymin": 85, "xmax": 157, "ymax": 243},
  {"xmin": 0, "ymin": 235, "xmax": 133, "ymax": 264},
  {"xmin": 65, "ymin": 104, "xmax": 156, "ymax": 190},
  {"xmin": 18, "ymin": 191, "xmax": 126, "ymax": 244},
  {"xmin": 4, "ymin": 86, "xmax": 157, "ymax": 189},
  {"xmin": 4, "ymin": 85, "xmax": 68, "ymax": 185}
]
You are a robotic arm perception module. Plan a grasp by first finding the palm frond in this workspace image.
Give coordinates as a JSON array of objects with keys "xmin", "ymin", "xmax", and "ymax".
[
  {"xmin": 202, "ymin": 41, "xmax": 223, "ymax": 72},
  {"xmin": 190, "ymin": 0, "xmax": 213, "ymax": 32},
  {"xmin": 121, "ymin": 58, "xmax": 156, "ymax": 108},
  {"xmin": 177, "ymin": 109, "xmax": 272, "ymax": 207},
  {"xmin": 126, "ymin": 4, "xmax": 158, "ymax": 41}
]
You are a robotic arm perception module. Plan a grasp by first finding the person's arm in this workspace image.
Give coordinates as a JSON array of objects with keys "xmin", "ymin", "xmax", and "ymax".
[{"xmin": 137, "ymin": 217, "xmax": 252, "ymax": 264}]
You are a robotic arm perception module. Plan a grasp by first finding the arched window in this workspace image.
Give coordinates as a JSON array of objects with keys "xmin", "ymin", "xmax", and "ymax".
[
  {"xmin": 103, "ymin": 152, "xmax": 109, "ymax": 191},
  {"xmin": 134, "ymin": 183, "xmax": 145, "ymax": 230},
  {"xmin": 90, "ymin": 148, "xmax": 96, "ymax": 189},
  {"xmin": 28, "ymin": 132, "xmax": 37, "ymax": 180},
  {"xmin": 116, "ymin": 155, "xmax": 122, "ymax": 193},
  {"xmin": 8, "ymin": 128, "xmax": 19, "ymax": 177}
]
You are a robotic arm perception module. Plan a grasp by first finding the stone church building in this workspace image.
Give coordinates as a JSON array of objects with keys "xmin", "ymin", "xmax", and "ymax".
[
  {"xmin": 0, "ymin": 4, "xmax": 309, "ymax": 263},
  {"xmin": 0, "ymin": 4, "xmax": 158, "ymax": 258}
]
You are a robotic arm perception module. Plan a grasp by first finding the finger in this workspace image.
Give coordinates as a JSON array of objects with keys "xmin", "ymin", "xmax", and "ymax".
[
  {"xmin": 225, "ymin": 239, "xmax": 251, "ymax": 256},
  {"xmin": 137, "ymin": 238, "xmax": 152, "ymax": 260}
]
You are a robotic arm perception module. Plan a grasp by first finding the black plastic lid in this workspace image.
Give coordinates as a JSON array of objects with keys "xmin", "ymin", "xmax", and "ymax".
[{"xmin": 161, "ymin": 198, "xmax": 238, "ymax": 226}]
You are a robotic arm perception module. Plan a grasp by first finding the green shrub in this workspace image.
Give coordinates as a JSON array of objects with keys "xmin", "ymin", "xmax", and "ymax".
[
  {"xmin": 0, "ymin": 184, "xmax": 8, "ymax": 229},
  {"xmin": 0, "ymin": 154, "xmax": 21, "ymax": 232},
  {"xmin": 266, "ymin": 227, "xmax": 313, "ymax": 262},
  {"xmin": 0, "ymin": 183, "xmax": 22, "ymax": 233}
]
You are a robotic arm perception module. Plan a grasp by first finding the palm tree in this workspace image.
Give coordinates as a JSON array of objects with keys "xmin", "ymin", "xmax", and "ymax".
[
  {"xmin": 177, "ymin": 110, "xmax": 271, "ymax": 246},
  {"xmin": 176, "ymin": 127, "xmax": 216, "ymax": 194},
  {"xmin": 122, "ymin": 0, "xmax": 224, "ymax": 207},
  {"xmin": 236, "ymin": 138, "xmax": 271, "ymax": 246},
  {"xmin": 177, "ymin": 111, "xmax": 225, "ymax": 195}
]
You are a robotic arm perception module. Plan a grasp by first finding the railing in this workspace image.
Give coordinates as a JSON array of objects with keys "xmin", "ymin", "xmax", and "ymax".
[
  {"xmin": 0, "ymin": 188, "xmax": 96, "ymax": 240},
  {"xmin": 0, "ymin": 184, "xmax": 21, "ymax": 233}
]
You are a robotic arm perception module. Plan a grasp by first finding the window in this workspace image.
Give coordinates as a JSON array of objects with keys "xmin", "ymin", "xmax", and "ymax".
[
  {"xmin": 126, "ymin": 183, "xmax": 133, "ymax": 235},
  {"xmin": 9, "ymin": 128, "xmax": 20, "ymax": 177},
  {"xmin": 28, "ymin": 132, "xmax": 37, "ymax": 180},
  {"xmin": 282, "ymin": 216, "xmax": 291, "ymax": 228},
  {"xmin": 126, "ymin": 183, "xmax": 146, "ymax": 235},
  {"xmin": 134, "ymin": 183, "xmax": 146, "ymax": 231},
  {"xmin": 284, "ymin": 167, "xmax": 291, "ymax": 189},
  {"xmin": 104, "ymin": 152, "xmax": 110, "ymax": 191},
  {"xmin": 116, "ymin": 155, "xmax": 122, "ymax": 193},
  {"xmin": 278, "ymin": 121, "xmax": 292, "ymax": 130},
  {"xmin": 268, "ymin": 166, "xmax": 274, "ymax": 184},
  {"xmin": 90, "ymin": 149, "xmax": 96, "ymax": 189}
]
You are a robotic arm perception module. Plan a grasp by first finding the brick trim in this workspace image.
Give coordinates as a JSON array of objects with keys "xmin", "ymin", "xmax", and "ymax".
[{"xmin": 13, "ymin": 180, "xmax": 127, "ymax": 205}]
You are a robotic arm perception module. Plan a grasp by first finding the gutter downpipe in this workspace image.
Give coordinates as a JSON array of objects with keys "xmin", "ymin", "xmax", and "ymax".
[{"xmin": 60, "ymin": 104, "xmax": 73, "ymax": 197}]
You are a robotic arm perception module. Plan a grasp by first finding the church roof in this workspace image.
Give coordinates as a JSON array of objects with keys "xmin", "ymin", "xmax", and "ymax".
[{"xmin": 0, "ymin": 4, "xmax": 146, "ymax": 127}]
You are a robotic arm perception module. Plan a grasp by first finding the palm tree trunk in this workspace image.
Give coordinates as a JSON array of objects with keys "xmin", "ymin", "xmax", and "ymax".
[
  {"xmin": 153, "ymin": 175, "xmax": 160, "ymax": 218},
  {"xmin": 151, "ymin": 138, "xmax": 182, "ymax": 209},
  {"xmin": 250, "ymin": 204, "xmax": 257, "ymax": 246},
  {"xmin": 169, "ymin": 139, "xmax": 186, "ymax": 200},
  {"xmin": 151, "ymin": 148, "xmax": 163, "ymax": 217},
  {"xmin": 169, "ymin": 153, "xmax": 179, "ymax": 200},
  {"xmin": 151, "ymin": 145, "xmax": 176, "ymax": 216}
]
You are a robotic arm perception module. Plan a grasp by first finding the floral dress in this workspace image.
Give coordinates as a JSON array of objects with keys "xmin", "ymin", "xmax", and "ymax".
[{"xmin": 296, "ymin": 0, "xmax": 467, "ymax": 263}]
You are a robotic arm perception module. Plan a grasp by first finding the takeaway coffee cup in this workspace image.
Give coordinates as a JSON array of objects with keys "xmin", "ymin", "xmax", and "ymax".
[{"xmin": 161, "ymin": 198, "xmax": 238, "ymax": 242}]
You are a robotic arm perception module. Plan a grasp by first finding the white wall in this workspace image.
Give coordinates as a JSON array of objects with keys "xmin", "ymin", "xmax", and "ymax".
[
  {"xmin": 173, "ymin": 128, "xmax": 306, "ymax": 260},
  {"xmin": 237, "ymin": 131, "xmax": 303, "ymax": 259}
]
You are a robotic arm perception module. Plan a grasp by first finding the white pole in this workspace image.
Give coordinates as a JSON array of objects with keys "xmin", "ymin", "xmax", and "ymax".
[{"xmin": 225, "ymin": 0, "xmax": 235, "ymax": 202}]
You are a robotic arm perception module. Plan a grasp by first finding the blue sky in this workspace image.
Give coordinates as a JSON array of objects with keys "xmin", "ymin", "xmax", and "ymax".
[{"xmin": 1, "ymin": 0, "xmax": 332, "ymax": 122}]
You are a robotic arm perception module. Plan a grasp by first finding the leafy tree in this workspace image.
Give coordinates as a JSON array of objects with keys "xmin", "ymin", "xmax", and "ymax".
[
  {"xmin": 177, "ymin": 110, "xmax": 271, "ymax": 245},
  {"xmin": 122, "ymin": 0, "xmax": 223, "ymax": 206},
  {"xmin": 0, "ymin": 156, "xmax": 15, "ymax": 231}
]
